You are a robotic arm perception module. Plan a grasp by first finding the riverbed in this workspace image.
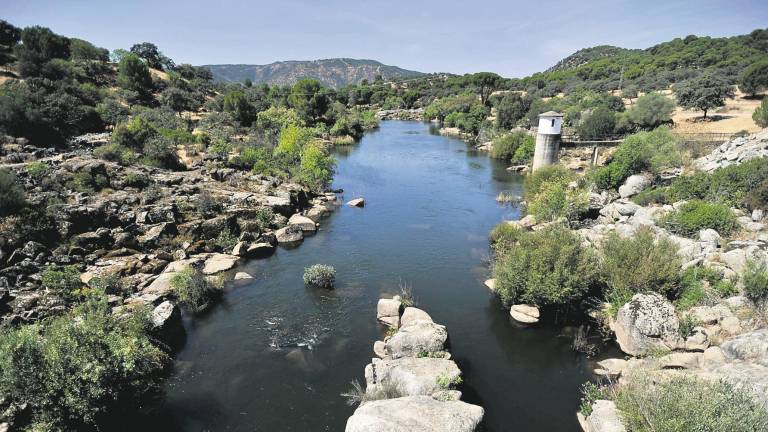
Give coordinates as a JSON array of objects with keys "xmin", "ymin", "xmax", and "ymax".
[{"xmin": 156, "ymin": 120, "xmax": 595, "ymax": 431}]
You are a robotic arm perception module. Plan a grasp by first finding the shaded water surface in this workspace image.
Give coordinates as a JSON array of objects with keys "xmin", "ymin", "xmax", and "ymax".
[{"xmin": 158, "ymin": 121, "xmax": 594, "ymax": 431}]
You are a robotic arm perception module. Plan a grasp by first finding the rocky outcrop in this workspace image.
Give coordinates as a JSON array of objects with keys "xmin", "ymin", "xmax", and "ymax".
[
  {"xmin": 345, "ymin": 396, "xmax": 483, "ymax": 432},
  {"xmin": 611, "ymin": 293, "xmax": 680, "ymax": 356},
  {"xmin": 618, "ymin": 173, "xmax": 652, "ymax": 198},
  {"xmin": 347, "ymin": 197, "xmax": 365, "ymax": 207},
  {"xmin": 695, "ymin": 129, "xmax": 768, "ymax": 172},
  {"xmin": 345, "ymin": 299, "xmax": 483, "ymax": 431},
  {"xmin": 376, "ymin": 108, "xmax": 425, "ymax": 121},
  {"xmin": 578, "ymin": 400, "xmax": 625, "ymax": 432}
]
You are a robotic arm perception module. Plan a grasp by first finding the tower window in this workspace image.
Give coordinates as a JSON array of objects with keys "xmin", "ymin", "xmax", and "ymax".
[{"xmin": 551, "ymin": 119, "xmax": 555, "ymax": 127}]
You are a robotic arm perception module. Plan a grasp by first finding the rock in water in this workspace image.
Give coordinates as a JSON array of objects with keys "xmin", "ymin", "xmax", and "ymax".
[
  {"xmin": 509, "ymin": 304, "xmax": 540, "ymax": 324},
  {"xmin": 234, "ymin": 272, "xmax": 253, "ymax": 280},
  {"xmin": 347, "ymin": 197, "xmax": 365, "ymax": 207},
  {"xmin": 345, "ymin": 396, "xmax": 484, "ymax": 432},
  {"xmin": 151, "ymin": 300, "xmax": 183, "ymax": 344},
  {"xmin": 202, "ymin": 253, "xmax": 239, "ymax": 275},
  {"xmin": 611, "ymin": 293, "xmax": 680, "ymax": 356},
  {"xmin": 288, "ymin": 214, "xmax": 317, "ymax": 232},
  {"xmin": 385, "ymin": 321, "xmax": 448, "ymax": 359},
  {"xmin": 377, "ymin": 298, "xmax": 402, "ymax": 328},
  {"xmin": 275, "ymin": 225, "xmax": 304, "ymax": 243},
  {"xmin": 365, "ymin": 357, "xmax": 462, "ymax": 396},
  {"xmin": 400, "ymin": 307, "xmax": 433, "ymax": 327}
]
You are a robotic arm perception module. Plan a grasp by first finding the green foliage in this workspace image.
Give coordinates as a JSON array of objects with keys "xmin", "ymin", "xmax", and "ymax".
[
  {"xmin": 600, "ymin": 228, "xmax": 681, "ymax": 306},
  {"xmin": 94, "ymin": 143, "xmax": 137, "ymax": 165},
  {"xmin": 436, "ymin": 373, "xmax": 463, "ymax": 389},
  {"xmin": 289, "ymin": 78, "xmax": 329, "ymax": 124},
  {"xmin": 492, "ymin": 225, "xmax": 598, "ymax": 308},
  {"xmin": 663, "ymin": 200, "xmax": 737, "ymax": 237},
  {"xmin": 669, "ymin": 157, "xmax": 768, "ymax": 209},
  {"xmin": 170, "ymin": 266, "xmax": 220, "ymax": 312},
  {"xmin": 41, "ymin": 264, "xmax": 81, "ymax": 298},
  {"xmin": 68, "ymin": 169, "xmax": 109, "ymax": 194},
  {"xmin": 111, "ymin": 117, "xmax": 157, "ymax": 149},
  {"xmin": 443, "ymin": 103, "xmax": 488, "ymax": 134},
  {"xmin": 754, "ymin": 97, "xmax": 768, "ymax": 128},
  {"xmin": 129, "ymin": 42, "xmax": 173, "ymax": 70},
  {"xmin": 14, "ymin": 26, "xmax": 70, "ymax": 77},
  {"xmin": 117, "ymin": 53, "xmax": 154, "ymax": 102},
  {"xmin": 631, "ymin": 187, "xmax": 671, "ymax": 206},
  {"xmin": 495, "ymin": 92, "xmax": 532, "ymax": 129},
  {"xmin": 69, "ymin": 38, "xmax": 108, "ymax": 62},
  {"xmin": 299, "ymin": 143, "xmax": 336, "ymax": 191},
  {"xmin": 579, "ymin": 382, "xmax": 610, "ymax": 416},
  {"xmin": 96, "ymin": 98, "xmax": 130, "ymax": 125},
  {"xmin": 303, "ymin": 264, "xmax": 336, "ymax": 288},
  {"xmin": 527, "ymin": 180, "xmax": 589, "ymax": 223},
  {"xmin": 577, "ymin": 107, "xmax": 616, "ymax": 139},
  {"xmin": 625, "ymin": 93, "xmax": 676, "ymax": 129},
  {"xmin": 213, "ymin": 228, "xmax": 238, "ymax": 251},
  {"xmin": 490, "ymin": 131, "xmax": 533, "ymax": 160},
  {"xmin": 140, "ymin": 135, "xmax": 180, "ymax": 169},
  {"xmin": 739, "ymin": 59, "xmax": 768, "ymax": 96},
  {"xmin": 274, "ymin": 124, "xmax": 314, "ymax": 161},
  {"xmin": 676, "ymin": 266, "xmax": 727, "ymax": 310},
  {"xmin": 524, "ymin": 165, "xmax": 573, "ymax": 199},
  {"xmin": 223, "ymin": 90, "xmax": 256, "ymax": 126},
  {"xmin": 26, "ymin": 161, "xmax": 49, "ymax": 180},
  {"xmin": 0, "ymin": 298, "xmax": 165, "ymax": 430},
  {"xmin": 592, "ymin": 127, "xmax": 682, "ymax": 190},
  {"xmin": 678, "ymin": 314, "xmax": 699, "ymax": 338},
  {"xmin": 743, "ymin": 259, "xmax": 768, "ymax": 301},
  {"xmin": 0, "ymin": 168, "xmax": 27, "ymax": 216},
  {"xmin": 469, "ymin": 72, "xmax": 502, "ymax": 105},
  {"xmin": 489, "ymin": 222, "xmax": 524, "ymax": 254},
  {"xmin": 675, "ymin": 74, "xmax": 735, "ymax": 118},
  {"xmin": 512, "ymin": 135, "xmax": 535, "ymax": 163},
  {"xmin": 614, "ymin": 373, "xmax": 768, "ymax": 432},
  {"xmin": 424, "ymin": 94, "xmax": 479, "ymax": 122}
]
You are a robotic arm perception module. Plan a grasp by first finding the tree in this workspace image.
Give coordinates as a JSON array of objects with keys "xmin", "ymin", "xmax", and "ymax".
[
  {"xmin": 160, "ymin": 87, "xmax": 195, "ymax": 116},
  {"xmin": 754, "ymin": 97, "xmax": 768, "ymax": 128},
  {"xmin": 577, "ymin": 107, "xmax": 616, "ymax": 139},
  {"xmin": 0, "ymin": 168, "xmax": 26, "ymax": 215},
  {"xmin": 626, "ymin": 92, "xmax": 675, "ymax": 128},
  {"xmin": 14, "ymin": 26, "xmax": 70, "ymax": 77},
  {"xmin": 117, "ymin": 53, "xmax": 153, "ymax": 102},
  {"xmin": 675, "ymin": 74, "xmax": 734, "ymax": 119},
  {"xmin": 69, "ymin": 38, "xmax": 108, "ymax": 62},
  {"xmin": 495, "ymin": 92, "xmax": 531, "ymax": 129},
  {"xmin": 0, "ymin": 20, "xmax": 21, "ymax": 66},
  {"xmin": 223, "ymin": 91, "xmax": 256, "ymax": 126},
  {"xmin": 109, "ymin": 48, "xmax": 129, "ymax": 63},
  {"xmin": 621, "ymin": 85, "xmax": 638, "ymax": 104},
  {"xmin": 130, "ymin": 42, "xmax": 173, "ymax": 70},
  {"xmin": 289, "ymin": 78, "xmax": 329, "ymax": 124},
  {"xmin": 470, "ymin": 72, "xmax": 502, "ymax": 105},
  {"xmin": 739, "ymin": 60, "xmax": 768, "ymax": 97}
]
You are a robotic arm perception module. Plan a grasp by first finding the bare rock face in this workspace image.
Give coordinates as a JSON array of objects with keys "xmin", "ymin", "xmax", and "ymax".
[
  {"xmin": 287, "ymin": 214, "xmax": 317, "ymax": 232},
  {"xmin": 579, "ymin": 400, "xmax": 626, "ymax": 432},
  {"xmin": 385, "ymin": 321, "xmax": 448, "ymax": 359},
  {"xmin": 275, "ymin": 225, "xmax": 304, "ymax": 243},
  {"xmin": 151, "ymin": 300, "xmax": 183, "ymax": 345},
  {"xmin": 721, "ymin": 329, "xmax": 768, "ymax": 367},
  {"xmin": 400, "ymin": 307, "xmax": 433, "ymax": 327},
  {"xmin": 377, "ymin": 298, "xmax": 402, "ymax": 328},
  {"xmin": 364, "ymin": 357, "xmax": 461, "ymax": 396},
  {"xmin": 611, "ymin": 293, "xmax": 680, "ymax": 356},
  {"xmin": 345, "ymin": 396, "xmax": 484, "ymax": 432},
  {"xmin": 202, "ymin": 253, "xmax": 239, "ymax": 275},
  {"xmin": 618, "ymin": 173, "xmax": 652, "ymax": 198}
]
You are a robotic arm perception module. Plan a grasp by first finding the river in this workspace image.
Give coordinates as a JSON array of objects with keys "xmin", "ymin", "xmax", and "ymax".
[{"xmin": 156, "ymin": 120, "xmax": 595, "ymax": 431}]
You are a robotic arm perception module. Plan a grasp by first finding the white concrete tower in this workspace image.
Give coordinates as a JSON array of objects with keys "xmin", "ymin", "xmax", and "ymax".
[{"xmin": 532, "ymin": 111, "xmax": 563, "ymax": 172}]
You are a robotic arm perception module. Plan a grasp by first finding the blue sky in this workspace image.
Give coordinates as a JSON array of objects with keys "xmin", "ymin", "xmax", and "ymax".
[{"xmin": 2, "ymin": 0, "xmax": 767, "ymax": 77}]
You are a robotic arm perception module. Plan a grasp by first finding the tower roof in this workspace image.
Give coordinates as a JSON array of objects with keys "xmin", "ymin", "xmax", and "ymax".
[{"xmin": 538, "ymin": 111, "xmax": 564, "ymax": 117}]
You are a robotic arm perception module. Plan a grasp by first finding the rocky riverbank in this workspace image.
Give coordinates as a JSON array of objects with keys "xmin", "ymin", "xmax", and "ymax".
[
  {"xmin": 344, "ymin": 296, "xmax": 484, "ymax": 432},
  {"xmin": 486, "ymin": 129, "xmax": 768, "ymax": 431},
  {"xmin": 0, "ymin": 135, "xmax": 340, "ymax": 337},
  {"xmin": 375, "ymin": 108, "xmax": 425, "ymax": 121}
]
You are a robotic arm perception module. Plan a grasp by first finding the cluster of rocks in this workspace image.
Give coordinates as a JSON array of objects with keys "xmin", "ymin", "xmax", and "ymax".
[
  {"xmin": 0, "ymin": 148, "xmax": 341, "ymax": 330},
  {"xmin": 345, "ymin": 296, "xmax": 484, "ymax": 432},
  {"xmin": 375, "ymin": 108, "xmax": 425, "ymax": 121},
  {"xmin": 695, "ymin": 129, "xmax": 768, "ymax": 172}
]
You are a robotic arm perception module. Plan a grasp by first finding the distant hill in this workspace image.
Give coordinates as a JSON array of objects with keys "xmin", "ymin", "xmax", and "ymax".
[
  {"xmin": 202, "ymin": 58, "xmax": 424, "ymax": 87},
  {"xmin": 524, "ymin": 29, "xmax": 768, "ymax": 93}
]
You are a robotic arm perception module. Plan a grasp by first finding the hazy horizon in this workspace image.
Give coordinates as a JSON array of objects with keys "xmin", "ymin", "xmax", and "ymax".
[{"xmin": 2, "ymin": 0, "xmax": 767, "ymax": 78}]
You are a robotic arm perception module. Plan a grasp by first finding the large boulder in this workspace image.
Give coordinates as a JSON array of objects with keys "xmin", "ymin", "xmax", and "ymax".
[
  {"xmin": 246, "ymin": 242, "xmax": 276, "ymax": 258},
  {"xmin": 720, "ymin": 329, "xmax": 768, "ymax": 367},
  {"xmin": 151, "ymin": 300, "xmax": 184, "ymax": 345},
  {"xmin": 385, "ymin": 321, "xmax": 448, "ymax": 359},
  {"xmin": 400, "ymin": 307, "xmax": 433, "ymax": 327},
  {"xmin": 618, "ymin": 174, "xmax": 652, "ymax": 198},
  {"xmin": 288, "ymin": 214, "xmax": 317, "ymax": 232},
  {"xmin": 347, "ymin": 198, "xmax": 365, "ymax": 207},
  {"xmin": 377, "ymin": 298, "xmax": 402, "ymax": 328},
  {"xmin": 509, "ymin": 304, "xmax": 540, "ymax": 324},
  {"xmin": 202, "ymin": 253, "xmax": 239, "ymax": 275},
  {"xmin": 611, "ymin": 293, "xmax": 680, "ymax": 356},
  {"xmin": 345, "ymin": 396, "xmax": 484, "ymax": 432},
  {"xmin": 365, "ymin": 357, "xmax": 461, "ymax": 396},
  {"xmin": 275, "ymin": 225, "xmax": 304, "ymax": 243},
  {"xmin": 579, "ymin": 400, "xmax": 626, "ymax": 432}
]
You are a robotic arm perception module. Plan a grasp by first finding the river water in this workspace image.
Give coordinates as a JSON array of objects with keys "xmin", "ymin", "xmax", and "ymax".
[{"xmin": 157, "ymin": 120, "xmax": 595, "ymax": 431}]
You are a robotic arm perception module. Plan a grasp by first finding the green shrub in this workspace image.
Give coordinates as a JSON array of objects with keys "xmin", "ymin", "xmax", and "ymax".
[
  {"xmin": 527, "ymin": 180, "xmax": 589, "ymax": 222},
  {"xmin": 41, "ymin": 265, "xmax": 82, "ymax": 298},
  {"xmin": 0, "ymin": 168, "xmax": 27, "ymax": 216},
  {"xmin": 141, "ymin": 135, "xmax": 181, "ymax": 169},
  {"xmin": 753, "ymin": 97, "xmax": 768, "ymax": 128},
  {"xmin": 511, "ymin": 136, "xmax": 535, "ymax": 163},
  {"xmin": 669, "ymin": 157, "xmax": 768, "ymax": 209},
  {"xmin": 592, "ymin": 127, "xmax": 682, "ymax": 190},
  {"xmin": 492, "ymin": 225, "xmax": 598, "ymax": 308},
  {"xmin": 298, "ymin": 143, "xmax": 336, "ymax": 192},
  {"xmin": 577, "ymin": 107, "xmax": 616, "ymax": 139},
  {"xmin": 489, "ymin": 222, "xmax": 524, "ymax": 254},
  {"xmin": 253, "ymin": 207, "xmax": 275, "ymax": 231},
  {"xmin": 663, "ymin": 200, "xmax": 737, "ymax": 237},
  {"xmin": 600, "ymin": 228, "xmax": 680, "ymax": 307},
  {"xmin": 743, "ymin": 259, "xmax": 768, "ymax": 301},
  {"xmin": 111, "ymin": 117, "xmax": 157, "ymax": 150},
  {"xmin": 524, "ymin": 165, "xmax": 573, "ymax": 199},
  {"xmin": 678, "ymin": 314, "xmax": 699, "ymax": 338},
  {"xmin": 579, "ymin": 382, "xmax": 610, "ymax": 416},
  {"xmin": 88, "ymin": 274, "xmax": 128, "ymax": 296},
  {"xmin": 0, "ymin": 298, "xmax": 165, "ymax": 430},
  {"xmin": 303, "ymin": 264, "xmax": 336, "ymax": 288},
  {"xmin": 676, "ymin": 266, "xmax": 726, "ymax": 310},
  {"xmin": 625, "ymin": 92, "xmax": 675, "ymax": 129},
  {"xmin": 490, "ymin": 131, "xmax": 532, "ymax": 160},
  {"xmin": 630, "ymin": 187, "xmax": 671, "ymax": 206},
  {"xmin": 213, "ymin": 228, "xmax": 238, "ymax": 251},
  {"xmin": 94, "ymin": 143, "xmax": 137, "ymax": 165},
  {"xmin": 26, "ymin": 161, "xmax": 49, "ymax": 180},
  {"xmin": 615, "ymin": 373, "xmax": 768, "ymax": 432},
  {"xmin": 170, "ymin": 266, "xmax": 220, "ymax": 312}
]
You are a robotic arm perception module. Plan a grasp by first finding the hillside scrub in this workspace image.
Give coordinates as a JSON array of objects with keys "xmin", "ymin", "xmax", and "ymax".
[
  {"xmin": 492, "ymin": 225, "xmax": 598, "ymax": 308},
  {"xmin": 614, "ymin": 373, "xmax": 768, "ymax": 432},
  {"xmin": 754, "ymin": 97, "xmax": 768, "ymax": 128},
  {"xmin": 623, "ymin": 92, "xmax": 675, "ymax": 129},
  {"xmin": 592, "ymin": 127, "xmax": 683, "ymax": 190},
  {"xmin": 600, "ymin": 229, "xmax": 681, "ymax": 308},
  {"xmin": 490, "ymin": 131, "xmax": 533, "ymax": 160},
  {"xmin": 669, "ymin": 157, "xmax": 768, "ymax": 210},
  {"xmin": 662, "ymin": 200, "xmax": 737, "ymax": 237},
  {"xmin": 0, "ymin": 298, "xmax": 166, "ymax": 430},
  {"xmin": 0, "ymin": 168, "xmax": 27, "ymax": 216},
  {"xmin": 743, "ymin": 259, "xmax": 768, "ymax": 301}
]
